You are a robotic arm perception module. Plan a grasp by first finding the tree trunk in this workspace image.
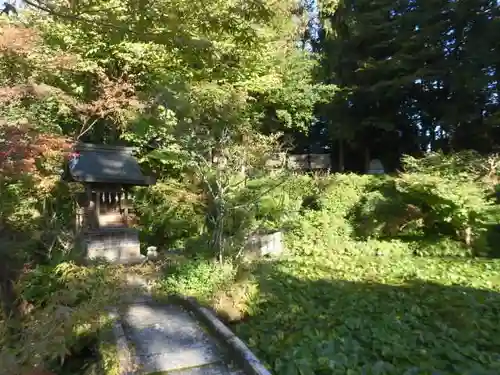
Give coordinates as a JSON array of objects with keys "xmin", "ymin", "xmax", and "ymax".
[{"xmin": 338, "ymin": 137, "xmax": 344, "ymax": 172}]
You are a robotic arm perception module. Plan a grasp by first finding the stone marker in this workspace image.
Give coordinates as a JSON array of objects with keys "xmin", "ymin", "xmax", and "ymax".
[
  {"xmin": 246, "ymin": 231, "xmax": 284, "ymax": 257},
  {"xmin": 146, "ymin": 246, "xmax": 158, "ymax": 260},
  {"xmin": 367, "ymin": 159, "xmax": 385, "ymax": 175}
]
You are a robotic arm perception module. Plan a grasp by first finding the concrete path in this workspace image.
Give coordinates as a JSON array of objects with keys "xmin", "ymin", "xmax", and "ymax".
[
  {"xmin": 122, "ymin": 301, "xmax": 243, "ymax": 375},
  {"xmin": 119, "ymin": 275, "xmax": 245, "ymax": 375}
]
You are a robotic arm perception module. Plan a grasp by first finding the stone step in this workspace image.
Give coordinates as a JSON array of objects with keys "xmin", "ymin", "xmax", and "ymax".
[{"xmin": 167, "ymin": 363, "xmax": 245, "ymax": 375}]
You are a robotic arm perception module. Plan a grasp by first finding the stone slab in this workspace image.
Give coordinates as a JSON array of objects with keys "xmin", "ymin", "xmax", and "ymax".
[
  {"xmin": 245, "ymin": 231, "xmax": 284, "ymax": 257},
  {"xmin": 167, "ymin": 363, "xmax": 242, "ymax": 375},
  {"xmin": 83, "ymin": 228, "xmax": 142, "ymax": 264},
  {"xmin": 122, "ymin": 303, "xmax": 224, "ymax": 373},
  {"xmin": 136, "ymin": 351, "xmax": 222, "ymax": 374}
]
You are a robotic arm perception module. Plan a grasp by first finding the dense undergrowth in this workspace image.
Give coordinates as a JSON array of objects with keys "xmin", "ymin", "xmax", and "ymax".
[
  {"xmin": 0, "ymin": 121, "xmax": 129, "ymax": 375},
  {"xmin": 136, "ymin": 151, "xmax": 500, "ymax": 375}
]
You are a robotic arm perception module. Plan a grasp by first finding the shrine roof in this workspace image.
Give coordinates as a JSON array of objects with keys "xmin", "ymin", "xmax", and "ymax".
[{"xmin": 62, "ymin": 143, "xmax": 155, "ymax": 186}]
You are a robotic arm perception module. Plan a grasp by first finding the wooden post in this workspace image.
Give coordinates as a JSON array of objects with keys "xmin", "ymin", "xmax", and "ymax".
[
  {"xmin": 85, "ymin": 185, "xmax": 94, "ymax": 229},
  {"xmin": 95, "ymin": 191, "xmax": 101, "ymax": 228},
  {"xmin": 75, "ymin": 207, "xmax": 82, "ymax": 232},
  {"xmin": 124, "ymin": 190, "xmax": 129, "ymax": 225}
]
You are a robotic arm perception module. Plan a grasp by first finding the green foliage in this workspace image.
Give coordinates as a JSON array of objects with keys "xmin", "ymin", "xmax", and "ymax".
[
  {"xmin": 20, "ymin": 262, "xmax": 112, "ymax": 307},
  {"xmin": 317, "ymin": 173, "xmax": 378, "ymax": 215},
  {"xmin": 316, "ymin": 0, "xmax": 500, "ymax": 163},
  {"xmin": 396, "ymin": 173, "xmax": 491, "ymax": 240},
  {"xmin": 409, "ymin": 237, "xmax": 473, "ymax": 258},
  {"xmin": 133, "ymin": 180, "xmax": 205, "ymax": 249},
  {"xmin": 142, "ymin": 154, "xmax": 498, "ymax": 259},
  {"xmin": 3, "ymin": 2, "xmax": 500, "ymax": 373},
  {"xmin": 234, "ymin": 256, "xmax": 500, "ymax": 375},
  {"xmin": 353, "ymin": 188, "xmax": 412, "ymax": 238},
  {"xmin": 284, "ymin": 174, "xmax": 393, "ymax": 256},
  {"xmin": 402, "ymin": 152, "xmax": 500, "ymax": 187},
  {"xmin": 229, "ymin": 174, "xmax": 309, "ymax": 234},
  {"xmin": 349, "ymin": 153, "xmax": 499, "ymax": 253},
  {"xmin": 159, "ymin": 259, "xmax": 237, "ymax": 303},
  {"xmin": 98, "ymin": 319, "xmax": 122, "ymax": 375},
  {"xmin": 0, "ymin": 262, "xmax": 127, "ymax": 374},
  {"xmin": 155, "ymin": 153, "xmax": 500, "ymax": 375}
]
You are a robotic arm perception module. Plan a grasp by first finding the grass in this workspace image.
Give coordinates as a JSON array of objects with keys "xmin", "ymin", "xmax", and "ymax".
[{"xmin": 158, "ymin": 251, "xmax": 500, "ymax": 375}]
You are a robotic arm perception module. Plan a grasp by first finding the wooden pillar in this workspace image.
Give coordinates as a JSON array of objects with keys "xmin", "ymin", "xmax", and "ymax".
[
  {"xmin": 85, "ymin": 185, "xmax": 93, "ymax": 229},
  {"xmin": 118, "ymin": 191, "xmax": 123, "ymax": 214},
  {"xmin": 76, "ymin": 207, "xmax": 82, "ymax": 232},
  {"xmin": 95, "ymin": 190, "xmax": 101, "ymax": 228},
  {"xmin": 124, "ymin": 190, "xmax": 129, "ymax": 225}
]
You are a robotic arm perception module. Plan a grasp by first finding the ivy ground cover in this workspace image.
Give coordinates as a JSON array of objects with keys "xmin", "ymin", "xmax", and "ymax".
[{"xmin": 234, "ymin": 253, "xmax": 500, "ymax": 375}]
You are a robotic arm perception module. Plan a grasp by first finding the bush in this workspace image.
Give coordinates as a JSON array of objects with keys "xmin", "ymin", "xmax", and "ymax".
[
  {"xmin": 402, "ymin": 151, "xmax": 499, "ymax": 187},
  {"xmin": 351, "ymin": 168, "xmax": 496, "ymax": 255},
  {"xmin": 396, "ymin": 173, "xmax": 492, "ymax": 244},
  {"xmin": 134, "ymin": 180, "xmax": 205, "ymax": 250},
  {"xmin": 284, "ymin": 174, "xmax": 393, "ymax": 256},
  {"xmin": 318, "ymin": 173, "xmax": 380, "ymax": 216},
  {"xmin": 352, "ymin": 187, "xmax": 420, "ymax": 238},
  {"xmin": 229, "ymin": 174, "xmax": 313, "ymax": 233},
  {"xmin": 159, "ymin": 259, "xmax": 237, "ymax": 303},
  {"xmin": 1, "ymin": 262, "xmax": 126, "ymax": 374},
  {"xmin": 138, "ymin": 152, "xmax": 499, "ymax": 261}
]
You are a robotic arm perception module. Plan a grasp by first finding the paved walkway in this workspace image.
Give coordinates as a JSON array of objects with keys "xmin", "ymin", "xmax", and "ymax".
[{"xmin": 120, "ymin": 275, "xmax": 245, "ymax": 375}]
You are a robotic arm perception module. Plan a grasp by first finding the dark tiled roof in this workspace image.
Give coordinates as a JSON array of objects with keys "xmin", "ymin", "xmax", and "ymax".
[{"xmin": 63, "ymin": 143, "xmax": 155, "ymax": 185}]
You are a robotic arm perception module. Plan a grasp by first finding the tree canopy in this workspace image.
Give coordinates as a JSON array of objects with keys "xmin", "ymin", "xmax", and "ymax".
[{"xmin": 314, "ymin": 0, "xmax": 500, "ymax": 171}]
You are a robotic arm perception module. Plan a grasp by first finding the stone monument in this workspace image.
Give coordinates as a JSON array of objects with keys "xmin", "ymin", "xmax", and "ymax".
[
  {"xmin": 367, "ymin": 159, "xmax": 385, "ymax": 175},
  {"xmin": 245, "ymin": 231, "xmax": 284, "ymax": 258}
]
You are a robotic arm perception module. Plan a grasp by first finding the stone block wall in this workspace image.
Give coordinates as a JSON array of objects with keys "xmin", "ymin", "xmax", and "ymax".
[{"xmin": 82, "ymin": 228, "xmax": 144, "ymax": 264}]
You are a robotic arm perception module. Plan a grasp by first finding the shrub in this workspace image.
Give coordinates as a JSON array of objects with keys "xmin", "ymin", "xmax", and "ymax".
[
  {"xmin": 159, "ymin": 259, "xmax": 237, "ymax": 302},
  {"xmin": 287, "ymin": 210, "xmax": 354, "ymax": 256},
  {"xmin": 284, "ymin": 174, "xmax": 389, "ymax": 256},
  {"xmin": 229, "ymin": 174, "xmax": 313, "ymax": 233},
  {"xmin": 352, "ymin": 186, "xmax": 422, "ymax": 238},
  {"xmin": 134, "ymin": 180, "xmax": 205, "ymax": 249},
  {"xmin": 402, "ymin": 151, "xmax": 499, "ymax": 187},
  {"xmin": 0, "ymin": 262, "xmax": 126, "ymax": 374},
  {"xmin": 396, "ymin": 173, "xmax": 492, "ymax": 246},
  {"xmin": 318, "ymin": 173, "xmax": 379, "ymax": 216},
  {"xmin": 352, "ymin": 168, "xmax": 494, "ymax": 253}
]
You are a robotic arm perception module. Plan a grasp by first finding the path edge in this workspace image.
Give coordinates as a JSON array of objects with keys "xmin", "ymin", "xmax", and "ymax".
[
  {"xmin": 169, "ymin": 293, "xmax": 272, "ymax": 375},
  {"xmin": 108, "ymin": 308, "xmax": 136, "ymax": 375}
]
